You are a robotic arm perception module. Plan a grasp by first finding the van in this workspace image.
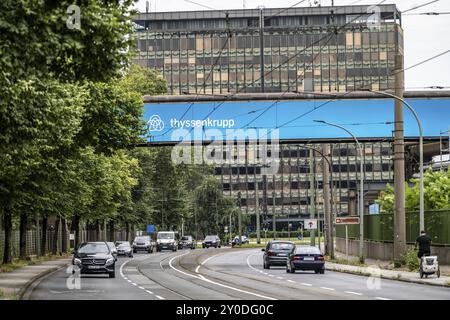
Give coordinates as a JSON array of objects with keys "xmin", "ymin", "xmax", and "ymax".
[{"xmin": 156, "ymin": 231, "xmax": 179, "ymax": 252}]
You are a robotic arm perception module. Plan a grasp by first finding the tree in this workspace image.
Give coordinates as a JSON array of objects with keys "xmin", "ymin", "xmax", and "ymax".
[
  {"xmin": 119, "ymin": 64, "xmax": 167, "ymax": 96},
  {"xmin": 192, "ymin": 176, "xmax": 239, "ymax": 239},
  {"xmin": 376, "ymin": 169, "xmax": 450, "ymax": 212}
]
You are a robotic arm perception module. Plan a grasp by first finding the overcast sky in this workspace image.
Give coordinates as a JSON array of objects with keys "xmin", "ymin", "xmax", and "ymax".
[{"xmin": 133, "ymin": 0, "xmax": 450, "ymax": 89}]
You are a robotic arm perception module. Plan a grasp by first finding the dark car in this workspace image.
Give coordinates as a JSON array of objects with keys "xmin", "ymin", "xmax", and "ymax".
[
  {"xmin": 116, "ymin": 241, "xmax": 133, "ymax": 257},
  {"xmin": 72, "ymin": 242, "xmax": 116, "ymax": 278},
  {"xmin": 286, "ymin": 245, "xmax": 325, "ymax": 274},
  {"xmin": 202, "ymin": 235, "xmax": 221, "ymax": 248},
  {"xmin": 132, "ymin": 236, "xmax": 153, "ymax": 253},
  {"xmin": 262, "ymin": 241, "xmax": 295, "ymax": 269},
  {"xmin": 178, "ymin": 236, "xmax": 195, "ymax": 250}
]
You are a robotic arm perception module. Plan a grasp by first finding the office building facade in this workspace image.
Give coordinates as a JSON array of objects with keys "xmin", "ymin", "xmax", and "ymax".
[{"xmin": 133, "ymin": 4, "xmax": 403, "ymax": 95}]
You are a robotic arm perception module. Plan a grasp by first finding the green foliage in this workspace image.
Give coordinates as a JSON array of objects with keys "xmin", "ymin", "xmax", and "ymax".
[
  {"xmin": 376, "ymin": 169, "xmax": 450, "ymax": 212},
  {"xmin": 403, "ymin": 248, "xmax": 419, "ymax": 271},
  {"xmin": 119, "ymin": 64, "xmax": 167, "ymax": 96},
  {"xmin": 0, "ymin": 0, "xmax": 137, "ymax": 83}
]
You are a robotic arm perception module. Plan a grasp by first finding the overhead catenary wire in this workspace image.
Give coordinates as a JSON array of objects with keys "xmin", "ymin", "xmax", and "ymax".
[{"xmin": 177, "ymin": 0, "xmax": 389, "ymax": 142}]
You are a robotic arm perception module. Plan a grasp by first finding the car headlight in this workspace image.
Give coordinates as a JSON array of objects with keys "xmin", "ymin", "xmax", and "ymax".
[
  {"xmin": 105, "ymin": 258, "xmax": 115, "ymax": 266},
  {"xmin": 74, "ymin": 258, "xmax": 82, "ymax": 266}
]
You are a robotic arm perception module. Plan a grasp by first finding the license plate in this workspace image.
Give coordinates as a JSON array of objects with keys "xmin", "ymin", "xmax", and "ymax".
[
  {"xmin": 277, "ymin": 253, "xmax": 286, "ymax": 257},
  {"xmin": 303, "ymin": 257, "xmax": 314, "ymax": 261},
  {"xmin": 88, "ymin": 265, "xmax": 102, "ymax": 269}
]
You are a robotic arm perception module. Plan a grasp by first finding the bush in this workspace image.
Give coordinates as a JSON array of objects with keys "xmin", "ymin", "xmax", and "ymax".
[{"xmin": 403, "ymin": 248, "xmax": 419, "ymax": 271}]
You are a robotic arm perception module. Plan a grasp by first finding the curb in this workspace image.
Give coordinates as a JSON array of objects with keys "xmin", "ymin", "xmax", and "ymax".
[
  {"xmin": 325, "ymin": 264, "xmax": 450, "ymax": 288},
  {"xmin": 18, "ymin": 262, "xmax": 70, "ymax": 300}
]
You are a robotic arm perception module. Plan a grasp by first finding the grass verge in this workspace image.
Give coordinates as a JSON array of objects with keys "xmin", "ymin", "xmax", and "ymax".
[{"xmin": 0, "ymin": 253, "xmax": 70, "ymax": 273}]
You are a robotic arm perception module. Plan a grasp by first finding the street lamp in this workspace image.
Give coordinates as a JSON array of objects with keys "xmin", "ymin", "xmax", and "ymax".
[
  {"xmin": 366, "ymin": 90, "xmax": 425, "ymax": 232},
  {"xmin": 314, "ymin": 120, "xmax": 365, "ymax": 263}
]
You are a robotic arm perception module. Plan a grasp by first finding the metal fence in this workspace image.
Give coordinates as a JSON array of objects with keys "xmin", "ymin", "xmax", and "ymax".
[
  {"xmin": 336, "ymin": 210, "xmax": 450, "ymax": 245},
  {"xmin": 0, "ymin": 228, "xmax": 136, "ymax": 264}
]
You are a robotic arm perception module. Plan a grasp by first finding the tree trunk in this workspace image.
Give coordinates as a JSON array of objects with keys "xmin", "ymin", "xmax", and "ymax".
[
  {"xmin": 3, "ymin": 209, "xmax": 13, "ymax": 264},
  {"xmin": 95, "ymin": 219, "xmax": 101, "ymax": 241},
  {"xmin": 62, "ymin": 218, "xmax": 68, "ymax": 253},
  {"xmin": 73, "ymin": 215, "xmax": 80, "ymax": 249},
  {"xmin": 109, "ymin": 220, "xmax": 114, "ymax": 242},
  {"xmin": 41, "ymin": 216, "xmax": 48, "ymax": 255},
  {"xmin": 52, "ymin": 217, "xmax": 60, "ymax": 255},
  {"xmin": 19, "ymin": 213, "xmax": 28, "ymax": 260},
  {"xmin": 125, "ymin": 222, "xmax": 130, "ymax": 242}
]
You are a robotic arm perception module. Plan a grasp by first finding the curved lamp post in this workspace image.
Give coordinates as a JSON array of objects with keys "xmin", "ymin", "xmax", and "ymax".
[
  {"xmin": 367, "ymin": 90, "xmax": 424, "ymax": 232},
  {"xmin": 314, "ymin": 120, "xmax": 365, "ymax": 263}
]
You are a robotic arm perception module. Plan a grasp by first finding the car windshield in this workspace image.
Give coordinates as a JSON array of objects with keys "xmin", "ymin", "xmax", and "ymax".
[
  {"xmin": 295, "ymin": 246, "xmax": 321, "ymax": 254},
  {"xmin": 205, "ymin": 236, "xmax": 216, "ymax": 241},
  {"xmin": 157, "ymin": 233, "xmax": 174, "ymax": 239},
  {"xmin": 77, "ymin": 243, "xmax": 109, "ymax": 254},
  {"xmin": 181, "ymin": 236, "xmax": 190, "ymax": 241},
  {"xmin": 135, "ymin": 237, "xmax": 150, "ymax": 242},
  {"xmin": 270, "ymin": 243, "xmax": 294, "ymax": 250},
  {"xmin": 118, "ymin": 243, "xmax": 130, "ymax": 248}
]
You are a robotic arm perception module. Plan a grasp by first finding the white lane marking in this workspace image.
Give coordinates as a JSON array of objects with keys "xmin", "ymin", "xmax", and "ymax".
[
  {"xmin": 146, "ymin": 290, "xmax": 154, "ymax": 294},
  {"xmin": 169, "ymin": 252, "xmax": 277, "ymax": 301},
  {"xmin": 345, "ymin": 291, "xmax": 363, "ymax": 296},
  {"xmin": 127, "ymin": 280, "xmax": 132, "ymax": 283},
  {"xmin": 276, "ymin": 277, "xmax": 284, "ymax": 280},
  {"xmin": 246, "ymin": 253, "xmax": 261, "ymax": 272},
  {"xmin": 119, "ymin": 259, "xmax": 132, "ymax": 279},
  {"xmin": 156, "ymin": 295, "xmax": 165, "ymax": 300},
  {"xmin": 263, "ymin": 272, "xmax": 268, "ymax": 275},
  {"xmin": 195, "ymin": 265, "xmax": 201, "ymax": 273},
  {"xmin": 268, "ymin": 274, "xmax": 274, "ymax": 277},
  {"xmin": 301, "ymin": 283, "xmax": 312, "ymax": 286},
  {"xmin": 195, "ymin": 252, "xmax": 228, "ymax": 273},
  {"xmin": 132, "ymin": 283, "xmax": 138, "ymax": 286},
  {"xmin": 123, "ymin": 277, "xmax": 128, "ymax": 280},
  {"xmin": 138, "ymin": 286, "xmax": 145, "ymax": 290},
  {"xmin": 375, "ymin": 296, "xmax": 391, "ymax": 300},
  {"xmin": 287, "ymin": 280, "xmax": 295, "ymax": 283},
  {"xmin": 320, "ymin": 287, "xmax": 335, "ymax": 291}
]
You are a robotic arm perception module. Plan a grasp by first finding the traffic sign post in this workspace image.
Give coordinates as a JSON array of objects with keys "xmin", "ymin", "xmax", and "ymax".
[
  {"xmin": 304, "ymin": 219, "xmax": 318, "ymax": 230},
  {"xmin": 335, "ymin": 217, "xmax": 360, "ymax": 262}
]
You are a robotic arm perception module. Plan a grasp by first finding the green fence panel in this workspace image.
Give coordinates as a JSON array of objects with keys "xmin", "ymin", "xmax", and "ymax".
[{"xmin": 336, "ymin": 211, "xmax": 450, "ymax": 245}]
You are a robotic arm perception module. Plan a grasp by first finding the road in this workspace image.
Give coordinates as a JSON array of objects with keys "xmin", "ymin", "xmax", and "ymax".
[{"xmin": 28, "ymin": 248, "xmax": 450, "ymax": 300}]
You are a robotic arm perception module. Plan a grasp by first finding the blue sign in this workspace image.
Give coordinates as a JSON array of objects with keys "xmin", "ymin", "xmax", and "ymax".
[
  {"xmin": 146, "ymin": 224, "xmax": 156, "ymax": 233},
  {"xmin": 143, "ymin": 97, "xmax": 450, "ymax": 142},
  {"xmin": 369, "ymin": 204, "xmax": 380, "ymax": 215}
]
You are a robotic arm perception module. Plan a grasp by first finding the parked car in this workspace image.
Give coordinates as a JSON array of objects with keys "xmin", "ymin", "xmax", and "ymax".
[
  {"xmin": 156, "ymin": 231, "xmax": 179, "ymax": 252},
  {"xmin": 262, "ymin": 241, "xmax": 295, "ymax": 269},
  {"xmin": 286, "ymin": 245, "xmax": 325, "ymax": 274},
  {"xmin": 178, "ymin": 235, "xmax": 196, "ymax": 250},
  {"xmin": 116, "ymin": 241, "xmax": 133, "ymax": 257},
  {"xmin": 106, "ymin": 242, "xmax": 118, "ymax": 261},
  {"xmin": 72, "ymin": 242, "xmax": 116, "ymax": 278},
  {"xmin": 132, "ymin": 236, "xmax": 153, "ymax": 253},
  {"xmin": 202, "ymin": 235, "xmax": 221, "ymax": 248},
  {"xmin": 232, "ymin": 235, "xmax": 249, "ymax": 246}
]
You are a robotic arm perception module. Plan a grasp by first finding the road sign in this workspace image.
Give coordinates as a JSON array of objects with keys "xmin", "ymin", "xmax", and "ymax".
[
  {"xmin": 304, "ymin": 219, "xmax": 317, "ymax": 230},
  {"xmin": 335, "ymin": 217, "xmax": 360, "ymax": 225},
  {"xmin": 146, "ymin": 224, "xmax": 156, "ymax": 233},
  {"xmin": 369, "ymin": 203, "xmax": 380, "ymax": 214}
]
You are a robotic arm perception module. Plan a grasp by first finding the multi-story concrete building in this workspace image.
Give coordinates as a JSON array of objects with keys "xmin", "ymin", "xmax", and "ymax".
[{"xmin": 133, "ymin": 4, "xmax": 403, "ymax": 95}]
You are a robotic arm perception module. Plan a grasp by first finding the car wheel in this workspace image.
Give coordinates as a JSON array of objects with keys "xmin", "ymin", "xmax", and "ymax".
[
  {"xmin": 286, "ymin": 265, "xmax": 290, "ymax": 273},
  {"xmin": 320, "ymin": 270, "xmax": 325, "ymax": 274},
  {"xmin": 109, "ymin": 271, "xmax": 115, "ymax": 278},
  {"xmin": 133, "ymin": 249, "xmax": 136, "ymax": 253},
  {"xmin": 290, "ymin": 266, "xmax": 295, "ymax": 273},
  {"xmin": 266, "ymin": 263, "xmax": 270, "ymax": 269},
  {"xmin": 314, "ymin": 270, "xmax": 319, "ymax": 274}
]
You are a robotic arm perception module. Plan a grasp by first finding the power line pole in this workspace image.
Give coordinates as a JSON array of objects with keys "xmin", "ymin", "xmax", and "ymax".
[
  {"xmin": 238, "ymin": 191, "xmax": 242, "ymax": 246},
  {"xmin": 309, "ymin": 149, "xmax": 316, "ymax": 247},
  {"xmin": 255, "ymin": 175, "xmax": 261, "ymax": 244},
  {"xmin": 322, "ymin": 144, "xmax": 332, "ymax": 257},
  {"xmin": 259, "ymin": 7, "xmax": 265, "ymax": 93},
  {"xmin": 393, "ymin": 53, "xmax": 407, "ymax": 266}
]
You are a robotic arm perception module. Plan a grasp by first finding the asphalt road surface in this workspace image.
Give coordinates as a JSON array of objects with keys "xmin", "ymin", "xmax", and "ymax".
[{"xmin": 28, "ymin": 248, "xmax": 450, "ymax": 300}]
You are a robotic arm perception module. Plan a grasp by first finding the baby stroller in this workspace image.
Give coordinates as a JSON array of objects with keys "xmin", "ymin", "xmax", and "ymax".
[{"xmin": 419, "ymin": 254, "xmax": 440, "ymax": 279}]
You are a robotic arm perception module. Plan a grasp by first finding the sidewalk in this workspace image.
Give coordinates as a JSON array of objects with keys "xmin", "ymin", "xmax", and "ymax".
[
  {"xmin": 327, "ymin": 251, "xmax": 450, "ymax": 287},
  {"xmin": 0, "ymin": 258, "xmax": 71, "ymax": 300}
]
